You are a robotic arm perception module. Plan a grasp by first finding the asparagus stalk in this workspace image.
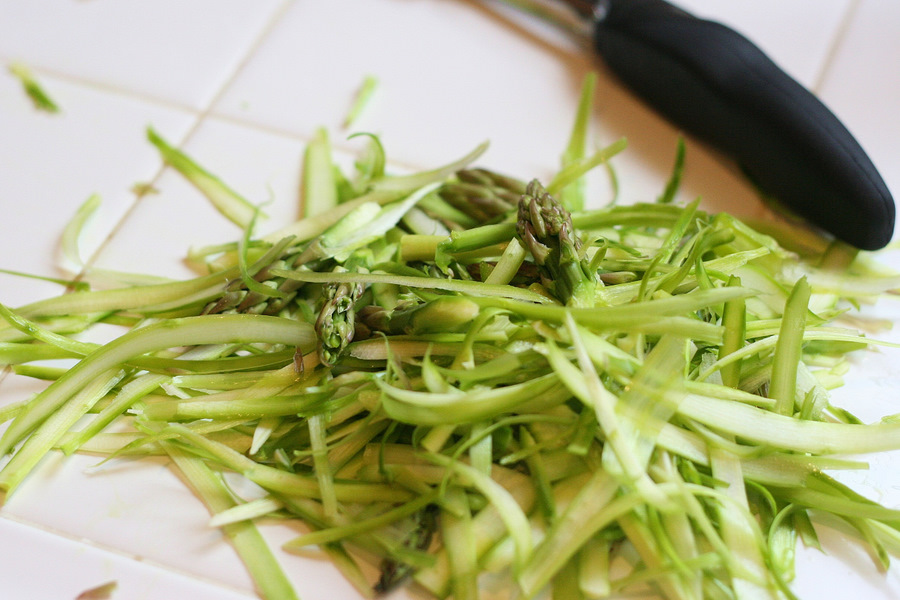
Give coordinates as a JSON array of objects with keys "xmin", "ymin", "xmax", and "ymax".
[
  {"xmin": 315, "ymin": 266, "xmax": 367, "ymax": 366},
  {"xmin": 516, "ymin": 180, "xmax": 596, "ymax": 307}
]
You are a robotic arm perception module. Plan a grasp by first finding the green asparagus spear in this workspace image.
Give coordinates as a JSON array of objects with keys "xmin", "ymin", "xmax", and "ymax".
[{"xmin": 516, "ymin": 180, "xmax": 596, "ymax": 307}]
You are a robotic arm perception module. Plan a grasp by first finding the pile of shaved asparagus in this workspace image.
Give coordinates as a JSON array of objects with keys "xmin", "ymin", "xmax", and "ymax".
[{"xmin": 3, "ymin": 82, "xmax": 900, "ymax": 600}]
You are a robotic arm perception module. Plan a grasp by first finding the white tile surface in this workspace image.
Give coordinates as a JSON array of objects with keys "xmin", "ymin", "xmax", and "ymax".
[
  {"xmin": 93, "ymin": 116, "xmax": 309, "ymax": 280},
  {"xmin": 0, "ymin": 70, "xmax": 195, "ymax": 307},
  {"xmin": 677, "ymin": 0, "xmax": 853, "ymax": 85},
  {"xmin": 2, "ymin": 451, "xmax": 254, "ymax": 590},
  {"xmin": 212, "ymin": 0, "xmax": 593, "ymax": 178},
  {"xmin": 2, "ymin": 0, "xmax": 900, "ymax": 598},
  {"xmin": 0, "ymin": 0, "xmax": 287, "ymax": 110},
  {"xmin": 211, "ymin": 0, "xmax": 854, "ymax": 215},
  {"xmin": 0, "ymin": 515, "xmax": 256, "ymax": 600},
  {"xmin": 818, "ymin": 0, "xmax": 900, "ymax": 214}
]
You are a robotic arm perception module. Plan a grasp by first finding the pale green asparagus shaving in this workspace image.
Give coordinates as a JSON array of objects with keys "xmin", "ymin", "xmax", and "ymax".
[
  {"xmin": 543, "ymin": 325, "xmax": 667, "ymax": 508},
  {"xmin": 283, "ymin": 490, "xmax": 438, "ymax": 549},
  {"xmin": 308, "ymin": 413, "xmax": 338, "ymax": 517},
  {"xmin": 546, "ymin": 137, "xmax": 628, "ymax": 197},
  {"xmin": 555, "ymin": 72, "xmax": 596, "ymax": 211},
  {"xmin": 269, "ymin": 268, "xmax": 551, "ymax": 304},
  {"xmin": 0, "ymin": 398, "xmax": 29, "ymax": 425},
  {"xmin": 148, "ymin": 127, "xmax": 261, "ymax": 228},
  {"xmin": 9, "ymin": 62, "xmax": 59, "ymax": 113},
  {"xmin": 771, "ymin": 277, "xmax": 811, "ymax": 415},
  {"xmin": 710, "ymin": 274, "xmax": 775, "ymax": 598},
  {"xmin": 13, "ymin": 267, "xmax": 236, "ymax": 318},
  {"xmin": 0, "ymin": 314, "xmax": 316, "ymax": 501},
  {"xmin": 302, "ymin": 127, "xmax": 338, "ymax": 218},
  {"xmin": 343, "ymin": 75, "xmax": 379, "ymax": 129},
  {"xmin": 0, "ymin": 301, "xmax": 97, "ymax": 357},
  {"xmin": 370, "ymin": 141, "xmax": 488, "ymax": 193},
  {"xmin": 59, "ymin": 372, "xmax": 168, "ymax": 455},
  {"xmin": 209, "ymin": 496, "xmax": 285, "ymax": 527},
  {"xmin": 163, "ymin": 440, "xmax": 300, "ymax": 600},
  {"xmin": 61, "ymin": 193, "xmax": 101, "ymax": 270},
  {"xmin": 657, "ymin": 137, "xmax": 686, "ymax": 205},
  {"xmin": 0, "ymin": 268, "xmax": 89, "ymax": 293},
  {"xmin": 75, "ymin": 580, "xmax": 117, "ymax": 600},
  {"xmin": 426, "ymin": 452, "xmax": 533, "ymax": 574},
  {"xmin": 0, "ymin": 366, "xmax": 126, "ymax": 499},
  {"xmin": 441, "ymin": 484, "xmax": 479, "ymax": 600}
]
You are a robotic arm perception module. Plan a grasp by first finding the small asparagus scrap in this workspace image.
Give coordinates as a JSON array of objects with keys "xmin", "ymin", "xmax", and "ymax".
[
  {"xmin": 343, "ymin": 75, "xmax": 379, "ymax": 129},
  {"xmin": 8, "ymin": 62, "xmax": 60, "ymax": 113},
  {"xmin": 516, "ymin": 180, "xmax": 595, "ymax": 306},
  {"xmin": 147, "ymin": 127, "xmax": 261, "ymax": 229},
  {"xmin": 75, "ymin": 581, "xmax": 117, "ymax": 600}
]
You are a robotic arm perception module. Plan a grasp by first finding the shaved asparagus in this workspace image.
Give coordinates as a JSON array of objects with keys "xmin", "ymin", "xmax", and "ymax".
[
  {"xmin": 148, "ymin": 127, "xmax": 261, "ymax": 228},
  {"xmin": 555, "ymin": 72, "xmax": 595, "ymax": 212},
  {"xmin": 3, "ymin": 78, "xmax": 900, "ymax": 600},
  {"xmin": 301, "ymin": 127, "xmax": 338, "ymax": 218},
  {"xmin": 163, "ymin": 441, "xmax": 300, "ymax": 600},
  {"xmin": 9, "ymin": 62, "xmax": 60, "ymax": 113},
  {"xmin": 343, "ymin": 75, "xmax": 379, "ymax": 129}
]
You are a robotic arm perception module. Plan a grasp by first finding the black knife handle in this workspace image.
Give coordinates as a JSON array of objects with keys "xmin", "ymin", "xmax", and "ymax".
[{"xmin": 592, "ymin": 0, "xmax": 894, "ymax": 250}]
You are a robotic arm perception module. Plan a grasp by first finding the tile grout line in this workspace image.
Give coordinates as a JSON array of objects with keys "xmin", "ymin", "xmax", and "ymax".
[
  {"xmin": 2, "ymin": 52, "xmax": 319, "ymax": 152},
  {"xmin": 810, "ymin": 0, "xmax": 863, "ymax": 94},
  {"xmin": 167, "ymin": 0, "xmax": 297, "ymax": 145},
  {"xmin": 207, "ymin": 110, "xmax": 443, "ymax": 175},
  {"xmin": 0, "ymin": 513, "xmax": 257, "ymax": 598},
  {"xmin": 2, "ymin": 0, "xmax": 465, "ymax": 309},
  {"xmin": 80, "ymin": 0, "xmax": 297, "ymax": 274},
  {"xmin": 1, "ymin": 52, "xmax": 201, "ymax": 116}
]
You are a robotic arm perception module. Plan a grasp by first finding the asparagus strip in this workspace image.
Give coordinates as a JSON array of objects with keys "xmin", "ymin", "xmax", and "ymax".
[
  {"xmin": 163, "ymin": 441, "xmax": 300, "ymax": 600},
  {"xmin": 555, "ymin": 73, "xmax": 595, "ymax": 211},
  {"xmin": 9, "ymin": 62, "xmax": 60, "ymax": 112},
  {"xmin": 148, "ymin": 127, "xmax": 260, "ymax": 228}
]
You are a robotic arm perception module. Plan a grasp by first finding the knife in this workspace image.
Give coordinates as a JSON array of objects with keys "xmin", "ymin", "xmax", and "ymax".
[{"xmin": 498, "ymin": 0, "xmax": 895, "ymax": 250}]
